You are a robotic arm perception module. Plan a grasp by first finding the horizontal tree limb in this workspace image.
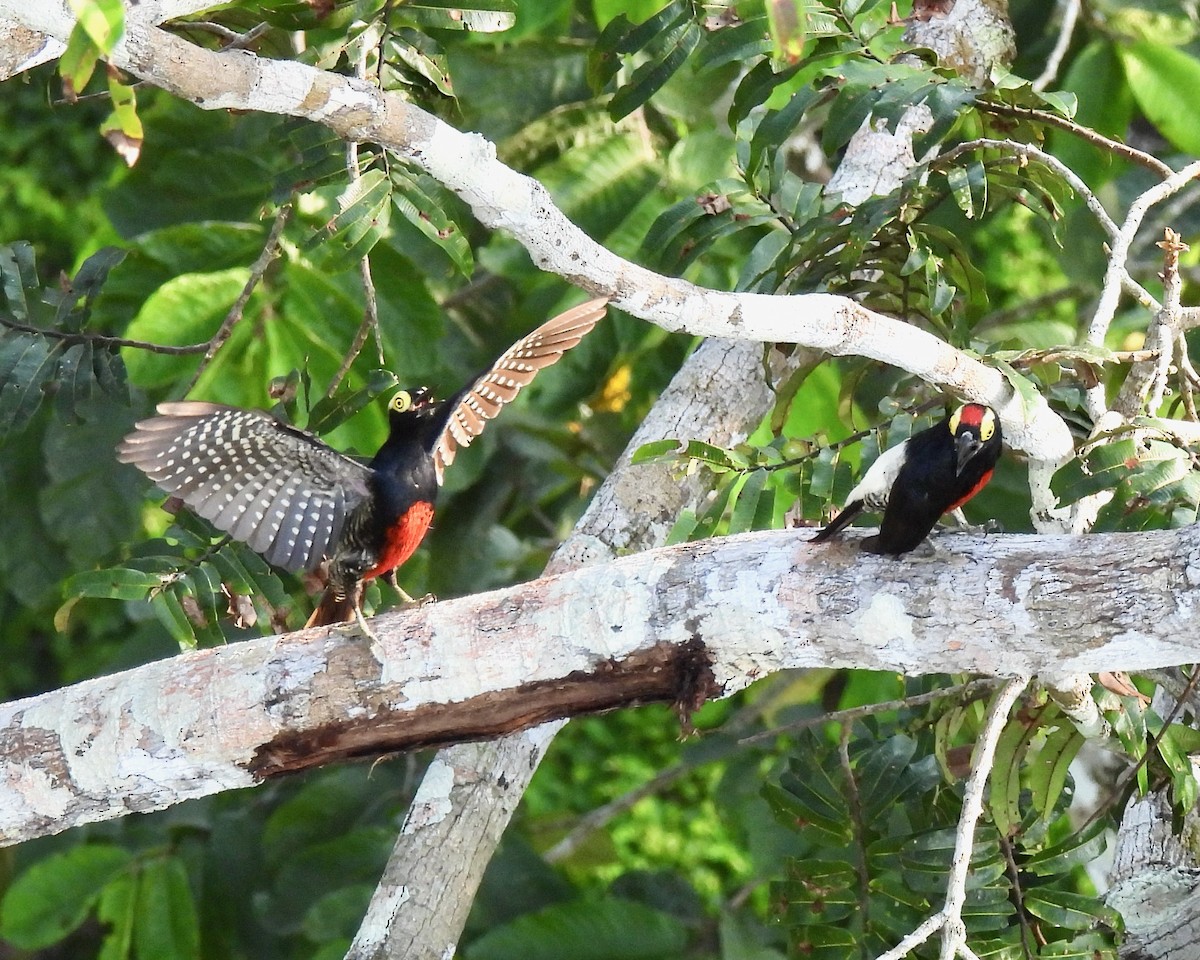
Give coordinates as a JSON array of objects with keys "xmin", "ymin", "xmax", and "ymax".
[{"xmin": 2, "ymin": 525, "xmax": 1198, "ymax": 847}]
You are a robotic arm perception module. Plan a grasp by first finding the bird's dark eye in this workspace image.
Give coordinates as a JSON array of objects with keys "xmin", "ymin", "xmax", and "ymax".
[{"xmin": 390, "ymin": 391, "xmax": 413, "ymax": 413}]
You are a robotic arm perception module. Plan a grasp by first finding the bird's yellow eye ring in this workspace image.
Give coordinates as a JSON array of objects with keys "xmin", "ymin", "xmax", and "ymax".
[{"xmin": 389, "ymin": 390, "xmax": 413, "ymax": 413}]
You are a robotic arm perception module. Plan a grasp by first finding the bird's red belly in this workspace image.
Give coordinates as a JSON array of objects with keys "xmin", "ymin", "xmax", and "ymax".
[
  {"xmin": 946, "ymin": 468, "xmax": 994, "ymax": 513},
  {"xmin": 363, "ymin": 501, "xmax": 435, "ymax": 581}
]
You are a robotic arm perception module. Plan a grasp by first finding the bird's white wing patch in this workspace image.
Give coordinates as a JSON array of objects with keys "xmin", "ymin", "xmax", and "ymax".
[{"xmin": 844, "ymin": 439, "xmax": 909, "ymax": 510}]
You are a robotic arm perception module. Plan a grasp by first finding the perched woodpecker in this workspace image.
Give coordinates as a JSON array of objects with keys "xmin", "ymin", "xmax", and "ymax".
[
  {"xmin": 117, "ymin": 298, "xmax": 607, "ymax": 627},
  {"xmin": 810, "ymin": 403, "xmax": 1002, "ymax": 555}
]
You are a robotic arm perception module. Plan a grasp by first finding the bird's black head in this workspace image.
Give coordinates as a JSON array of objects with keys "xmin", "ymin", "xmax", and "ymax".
[{"xmin": 948, "ymin": 403, "xmax": 1000, "ymax": 475}]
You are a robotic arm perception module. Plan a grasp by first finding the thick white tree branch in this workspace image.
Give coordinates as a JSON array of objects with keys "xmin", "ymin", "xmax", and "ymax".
[
  {"xmin": 4, "ymin": 525, "xmax": 1200, "ymax": 847},
  {"xmin": 0, "ymin": 1, "xmax": 1075, "ymax": 492}
]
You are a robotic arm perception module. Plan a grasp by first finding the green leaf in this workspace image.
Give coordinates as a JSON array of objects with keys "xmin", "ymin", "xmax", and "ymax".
[
  {"xmin": 100, "ymin": 75, "xmax": 143, "ymax": 166},
  {"xmin": 134, "ymin": 857, "xmax": 200, "ymax": 960},
  {"xmin": 402, "ymin": 0, "xmax": 516, "ymax": 32},
  {"xmin": 945, "ymin": 161, "xmax": 986, "ymax": 220},
  {"xmin": 0, "ymin": 844, "xmax": 132, "ymax": 949},
  {"xmin": 779, "ymin": 860, "xmax": 856, "ymax": 924},
  {"xmin": 68, "ymin": 0, "xmax": 125, "ymax": 52},
  {"xmin": 785, "ymin": 924, "xmax": 857, "ymax": 959},
  {"xmin": 989, "ymin": 357, "xmax": 1043, "ymax": 425},
  {"xmin": 1120, "ymin": 41, "xmax": 1200, "ymax": 155},
  {"xmin": 465, "ymin": 898, "xmax": 688, "ymax": 960},
  {"xmin": 1023, "ymin": 819, "xmax": 1108, "ymax": 877},
  {"xmin": 728, "ymin": 469, "xmax": 768, "ymax": 534},
  {"xmin": 1022, "ymin": 887, "xmax": 1118, "ymax": 931},
  {"xmin": 665, "ymin": 508, "xmax": 701, "ymax": 545},
  {"xmin": 97, "ymin": 873, "xmax": 138, "ymax": 960},
  {"xmin": 987, "ymin": 714, "xmax": 1028, "ymax": 838},
  {"xmin": 609, "ymin": 18, "xmax": 704, "ymax": 121},
  {"xmin": 389, "ymin": 167, "xmax": 474, "ymax": 278},
  {"xmin": 767, "ymin": 750, "xmax": 853, "ymax": 844},
  {"xmin": 0, "ymin": 241, "xmax": 38, "ymax": 320},
  {"xmin": 54, "ymin": 245, "xmax": 127, "ymax": 331},
  {"xmin": 856, "ymin": 734, "xmax": 919, "ymax": 826},
  {"xmin": 59, "ymin": 21, "xmax": 101, "ymax": 96},
  {"xmin": 632, "ymin": 438, "xmax": 685, "ymax": 465},
  {"xmin": 0, "ymin": 331, "xmax": 59, "ymax": 437},
  {"xmin": 121, "ymin": 268, "xmax": 250, "ymax": 389},
  {"xmin": 306, "ymin": 369, "xmax": 399, "ymax": 434},
  {"xmin": 307, "ymin": 168, "xmax": 392, "ymax": 266},
  {"xmin": 64, "ymin": 566, "xmax": 165, "ymax": 602},
  {"xmin": 1028, "ymin": 722, "xmax": 1084, "ymax": 822},
  {"xmin": 695, "ymin": 18, "xmax": 773, "ymax": 72}
]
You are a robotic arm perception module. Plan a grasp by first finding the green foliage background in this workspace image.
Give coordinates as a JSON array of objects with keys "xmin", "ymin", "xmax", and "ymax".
[{"xmin": 2, "ymin": 0, "xmax": 1200, "ymax": 957}]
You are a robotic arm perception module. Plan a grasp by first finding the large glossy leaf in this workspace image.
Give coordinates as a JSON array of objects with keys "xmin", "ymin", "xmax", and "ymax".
[
  {"xmin": 0, "ymin": 844, "xmax": 131, "ymax": 948},
  {"xmin": 402, "ymin": 0, "xmax": 516, "ymax": 32},
  {"xmin": 1120, "ymin": 41, "xmax": 1200, "ymax": 155},
  {"xmin": 134, "ymin": 857, "xmax": 200, "ymax": 960}
]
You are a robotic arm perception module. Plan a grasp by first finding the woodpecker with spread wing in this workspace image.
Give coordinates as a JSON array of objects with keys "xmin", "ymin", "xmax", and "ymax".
[
  {"xmin": 117, "ymin": 298, "xmax": 607, "ymax": 627},
  {"xmin": 810, "ymin": 403, "xmax": 1002, "ymax": 555}
]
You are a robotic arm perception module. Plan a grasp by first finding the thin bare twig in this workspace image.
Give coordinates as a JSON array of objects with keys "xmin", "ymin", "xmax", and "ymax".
[
  {"xmin": 1123, "ymin": 229, "xmax": 1187, "ymax": 417},
  {"xmin": 164, "ymin": 20, "xmax": 271, "ymax": 51},
  {"xmin": 932, "ymin": 138, "xmax": 1160, "ymax": 312},
  {"xmin": 976, "ymin": 102, "xmax": 1175, "ymax": 179},
  {"xmin": 1176, "ymin": 332, "xmax": 1199, "ymax": 422},
  {"xmin": 1084, "ymin": 161, "xmax": 1200, "ymax": 421},
  {"xmin": 739, "ymin": 678, "xmax": 1006, "ymax": 747},
  {"xmin": 325, "ymin": 30, "xmax": 386, "ymax": 399},
  {"xmin": 874, "ymin": 676, "xmax": 1030, "ymax": 960},
  {"xmin": 185, "ymin": 203, "xmax": 293, "ymax": 393},
  {"xmin": 839, "ymin": 724, "xmax": 872, "ymax": 924},
  {"xmin": 0, "ymin": 315, "xmax": 209, "ymax": 354},
  {"xmin": 999, "ymin": 835, "xmax": 1036, "ymax": 960},
  {"xmin": 1032, "ymin": 0, "xmax": 1081, "ymax": 93}
]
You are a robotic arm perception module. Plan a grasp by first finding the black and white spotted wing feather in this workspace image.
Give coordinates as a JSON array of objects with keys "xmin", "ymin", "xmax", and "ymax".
[
  {"xmin": 432, "ymin": 297, "xmax": 608, "ymax": 481},
  {"xmin": 116, "ymin": 402, "xmax": 371, "ymax": 573},
  {"xmin": 117, "ymin": 297, "xmax": 607, "ymax": 587}
]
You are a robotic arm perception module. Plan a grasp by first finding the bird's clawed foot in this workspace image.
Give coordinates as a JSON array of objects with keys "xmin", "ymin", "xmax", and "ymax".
[
  {"xmin": 350, "ymin": 604, "xmax": 383, "ymax": 649},
  {"xmin": 944, "ymin": 514, "xmax": 1003, "ymax": 537},
  {"xmin": 381, "ymin": 571, "xmax": 436, "ymax": 607}
]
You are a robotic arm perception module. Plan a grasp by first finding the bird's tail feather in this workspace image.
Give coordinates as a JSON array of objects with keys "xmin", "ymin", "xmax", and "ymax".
[
  {"xmin": 809, "ymin": 500, "xmax": 865, "ymax": 544},
  {"xmin": 305, "ymin": 586, "xmax": 359, "ymax": 627}
]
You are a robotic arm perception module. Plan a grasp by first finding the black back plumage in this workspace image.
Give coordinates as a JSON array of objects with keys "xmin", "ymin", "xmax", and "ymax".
[
  {"xmin": 810, "ymin": 404, "xmax": 1002, "ymax": 556},
  {"xmin": 863, "ymin": 415, "xmax": 999, "ymax": 555}
]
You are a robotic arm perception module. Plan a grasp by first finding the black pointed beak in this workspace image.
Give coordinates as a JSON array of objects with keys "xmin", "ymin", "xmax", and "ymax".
[{"xmin": 955, "ymin": 432, "xmax": 981, "ymax": 475}]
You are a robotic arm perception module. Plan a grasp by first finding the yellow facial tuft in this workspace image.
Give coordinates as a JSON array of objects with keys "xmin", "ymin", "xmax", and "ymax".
[
  {"xmin": 949, "ymin": 403, "xmax": 996, "ymax": 441},
  {"xmin": 978, "ymin": 408, "xmax": 996, "ymax": 442}
]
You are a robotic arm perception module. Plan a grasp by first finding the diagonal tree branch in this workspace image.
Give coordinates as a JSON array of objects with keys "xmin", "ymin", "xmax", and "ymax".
[
  {"xmin": 348, "ymin": 339, "xmax": 809, "ymax": 958},
  {"xmin": 0, "ymin": 1, "xmax": 1074, "ymax": 490}
]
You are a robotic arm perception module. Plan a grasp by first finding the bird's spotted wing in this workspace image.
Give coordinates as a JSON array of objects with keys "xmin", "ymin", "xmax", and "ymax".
[
  {"xmin": 116, "ymin": 402, "xmax": 373, "ymax": 573},
  {"xmin": 433, "ymin": 297, "xmax": 607, "ymax": 481}
]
